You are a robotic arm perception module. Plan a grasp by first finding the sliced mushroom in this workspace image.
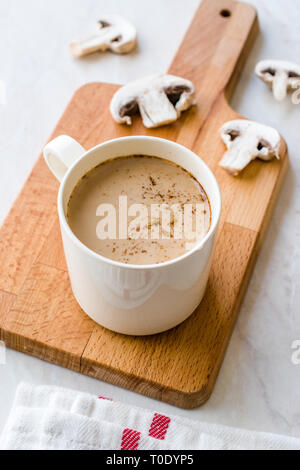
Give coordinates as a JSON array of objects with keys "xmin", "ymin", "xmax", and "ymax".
[
  {"xmin": 255, "ymin": 60, "xmax": 300, "ymax": 101},
  {"xmin": 70, "ymin": 15, "xmax": 137, "ymax": 57},
  {"xmin": 110, "ymin": 74, "xmax": 195, "ymax": 128},
  {"xmin": 219, "ymin": 119, "xmax": 281, "ymax": 176}
]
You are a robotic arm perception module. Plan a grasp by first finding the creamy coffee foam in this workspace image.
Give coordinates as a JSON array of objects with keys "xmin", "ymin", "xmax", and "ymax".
[{"xmin": 67, "ymin": 155, "xmax": 211, "ymax": 265}]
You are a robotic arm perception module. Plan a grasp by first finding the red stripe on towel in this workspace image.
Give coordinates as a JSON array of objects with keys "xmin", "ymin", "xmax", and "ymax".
[
  {"xmin": 121, "ymin": 428, "xmax": 141, "ymax": 450},
  {"xmin": 149, "ymin": 413, "xmax": 170, "ymax": 440}
]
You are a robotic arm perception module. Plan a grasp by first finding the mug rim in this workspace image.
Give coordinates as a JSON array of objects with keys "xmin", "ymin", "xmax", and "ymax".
[{"xmin": 58, "ymin": 136, "xmax": 222, "ymax": 270}]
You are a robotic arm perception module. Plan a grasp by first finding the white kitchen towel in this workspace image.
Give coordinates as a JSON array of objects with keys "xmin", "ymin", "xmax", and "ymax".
[{"xmin": 0, "ymin": 383, "xmax": 299, "ymax": 450}]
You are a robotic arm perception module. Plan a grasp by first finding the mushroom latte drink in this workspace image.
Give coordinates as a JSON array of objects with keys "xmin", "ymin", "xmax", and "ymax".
[{"xmin": 67, "ymin": 155, "xmax": 211, "ymax": 265}]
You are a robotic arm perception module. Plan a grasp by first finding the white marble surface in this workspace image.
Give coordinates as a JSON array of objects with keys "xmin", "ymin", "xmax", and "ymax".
[{"xmin": 1, "ymin": 0, "xmax": 300, "ymax": 441}]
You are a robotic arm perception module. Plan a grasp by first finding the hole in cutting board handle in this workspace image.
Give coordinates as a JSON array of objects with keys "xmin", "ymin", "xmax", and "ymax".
[{"xmin": 220, "ymin": 9, "xmax": 231, "ymax": 17}]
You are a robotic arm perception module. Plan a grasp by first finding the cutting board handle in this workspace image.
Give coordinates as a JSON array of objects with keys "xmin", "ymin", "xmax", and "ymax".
[{"xmin": 168, "ymin": 0, "xmax": 258, "ymax": 107}]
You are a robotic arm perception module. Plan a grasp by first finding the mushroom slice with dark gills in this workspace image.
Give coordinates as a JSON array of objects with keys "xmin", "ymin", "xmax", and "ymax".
[
  {"xmin": 70, "ymin": 15, "xmax": 137, "ymax": 58},
  {"xmin": 219, "ymin": 119, "xmax": 282, "ymax": 176},
  {"xmin": 110, "ymin": 74, "xmax": 196, "ymax": 128},
  {"xmin": 255, "ymin": 59, "xmax": 300, "ymax": 101}
]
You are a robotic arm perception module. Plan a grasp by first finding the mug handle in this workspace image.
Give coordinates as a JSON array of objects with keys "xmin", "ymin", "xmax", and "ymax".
[{"xmin": 43, "ymin": 135, "xmax": 86, "ymax": 182}]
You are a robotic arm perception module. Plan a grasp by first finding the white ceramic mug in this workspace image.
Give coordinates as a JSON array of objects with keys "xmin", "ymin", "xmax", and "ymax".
[{"xmin": 43, "ymin": 135, "xmax": 221, "ymax": 335}]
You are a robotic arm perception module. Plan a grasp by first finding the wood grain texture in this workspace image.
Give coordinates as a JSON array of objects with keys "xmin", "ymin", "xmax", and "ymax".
[
  {"xmin": 1, "ymin": 263, "xmax": 95, "ymax": 371},
  {"xmin": 0, "ymin": 290, "xmax": 16, "ymax": 327},
  {"xmin": 37, "ymin": 218, "xmax": 67, "ymax": 272},
  {"xmin": 0, "ymin": 0, "xmax": 289, "ymax": 407}
]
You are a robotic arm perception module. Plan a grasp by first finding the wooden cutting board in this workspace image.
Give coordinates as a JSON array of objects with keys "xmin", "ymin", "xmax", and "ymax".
[{"xmin": 0, "ymin": 0, "xmax": 288, "ymax": 408}]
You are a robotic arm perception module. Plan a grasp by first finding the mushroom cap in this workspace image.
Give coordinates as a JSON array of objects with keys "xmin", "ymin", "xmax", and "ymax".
[
  {"xmin": 110, "ymin": 74, "xmax": 195, "ymax": 127},
  {"xmin": 255, "ymin": 59, "xmax": 300, "ymax": 85},
  {"xmin": 219, "ymin": 119, "xmax": 282, "ymax": 175},
  {"xmin": 69, "ymin": 14, "xmax": 137, "ymax": 57},
  {"xmin": 97, "ymin": 15, "xmax": 137, "ymax": 54},
  {"xmin": 220, "ymin": 119, "xmax": 281, "ymax": 159}
]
